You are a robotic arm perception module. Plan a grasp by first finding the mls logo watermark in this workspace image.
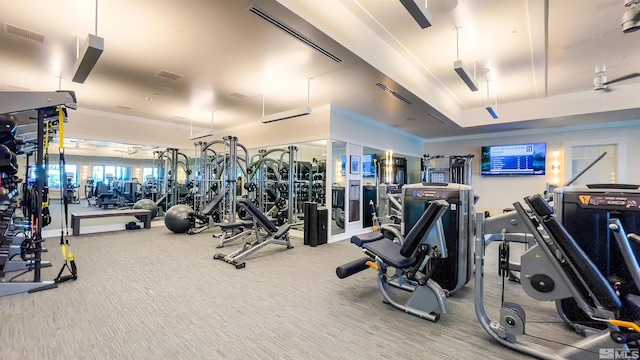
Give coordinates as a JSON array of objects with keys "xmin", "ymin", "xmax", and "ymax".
[{"xmin": 599, "ymin": 348, "xmax": 640, "ymax": 359}]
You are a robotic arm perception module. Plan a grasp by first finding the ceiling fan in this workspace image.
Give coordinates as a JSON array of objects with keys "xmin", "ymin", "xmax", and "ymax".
[
  {"xmin": 593, "ymin": 65, "xmax": 640, "ymax": 92},
  {"xmin": 114, "ymin": 147, "xmax": 139, "ymax": 155}
]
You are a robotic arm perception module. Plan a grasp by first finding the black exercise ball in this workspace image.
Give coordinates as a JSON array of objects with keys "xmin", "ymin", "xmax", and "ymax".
[
  {"xmin": 164, "ymin": 204, "xmax": 193, "ymax": 233},
  {"xmin": 133, "ymin": 199, "xmax": 159, "ymax": 221}
]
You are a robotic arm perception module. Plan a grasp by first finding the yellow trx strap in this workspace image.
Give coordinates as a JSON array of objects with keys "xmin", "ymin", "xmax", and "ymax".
[{"xmin": 55, "ymin": 106, "xmax": 77, "ymax": 283}]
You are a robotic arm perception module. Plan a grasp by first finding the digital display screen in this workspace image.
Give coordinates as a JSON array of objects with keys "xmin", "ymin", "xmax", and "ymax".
[
  {"xmin": 362, "ymin": 154, "xmax": 376, "ymax": 177},
  {"xmin": 481, "ymin": 143, "xmax": 546, "ymax": 176}
]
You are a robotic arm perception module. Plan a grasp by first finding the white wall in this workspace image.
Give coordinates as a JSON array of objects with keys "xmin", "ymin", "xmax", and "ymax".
[
  {"xmin": 425, "ymin": 121, "xmax": 640, "ymax": 215},
  {"xmin": 67, "ymin": 108, "xmax": 198, "ymax": 149},
  {"xmin": 330, "ymin": 107, "xmax": 425, "ymax": 158},
  {"xmin": 328, "ymin": 107, "xmax": 426, "ymax": 241},
  {"xmin": 209, "ymin": 105, "xmax": 330, "ymax": 150}
]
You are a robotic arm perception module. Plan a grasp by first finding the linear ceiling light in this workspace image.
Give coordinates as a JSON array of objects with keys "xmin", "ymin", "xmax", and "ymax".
[
  {"xmin": 622, "ymin": 1, "xmax": 640, "ymax": 33},
  {"xmin": 399, "ymin": 0, "xmax": 433, "ymax": 29},
  {"xmin": 72, "ymin": 0, "xmax": 104, "ymax": 83},
  {"xmin": 485, "ymin": 80, "xmax": 498, "ymax": 119},
  {"xmin": 72, "ymin": 34, "xmax": 104, "ymax": 83},
  {"xmin": 453, "ymin": 27, "xmax": 478, "ymax": 92}
]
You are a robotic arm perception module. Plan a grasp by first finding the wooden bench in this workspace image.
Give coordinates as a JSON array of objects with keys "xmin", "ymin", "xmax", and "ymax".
[{"xmin": 71, "ymin": 209, "xmax": 152, "ymax": 236}]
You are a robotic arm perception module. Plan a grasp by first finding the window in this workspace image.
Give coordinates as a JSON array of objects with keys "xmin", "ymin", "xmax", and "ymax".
[
  {"xmin": 92, "ymin": 165, "xmax": 104, "ymax": 182},
  {"xmin": 104, "ymin": 166, "xmax": 116, "ymax": 181},
  {"xmin": 47, "ymin": 164, "xmax": 78, "ymax": 188},
  {"xmin": 116, "ymin": 166, "xmax": 132, "ymax": 180},
  {"xmin": 142, "ymin": 167, "xmax": 157, "ymax": 183},
  {"xmin": 64, "ymin": 164, "xmax": 78, "ymax": 186},
  {"xmin": 563, "ymin": 138, "xmax": 627, "ymax": 185}
]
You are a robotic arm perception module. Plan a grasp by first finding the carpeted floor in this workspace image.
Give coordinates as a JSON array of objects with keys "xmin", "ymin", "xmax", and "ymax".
[{"xmin": 0, "ymin": 226, "xmax": 583, "ymax": 359}]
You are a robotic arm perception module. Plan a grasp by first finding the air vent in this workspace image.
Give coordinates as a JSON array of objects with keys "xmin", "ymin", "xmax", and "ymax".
[
  {"xmin": 115, "ymin": 105, "xmax": 132, "ymax": 110},
  {"xmin": 2, "ymin": 23, "xmax": 45, "ymax": 44},
  {"xmin": 261, "ymin": 106, "xmax": 311, "ymax": 124},
  {"xmin": 154, "ymin": 70, "xmax": 183, "ymax": 81},
  {"xmin": 375, "ymin": 83, "xmax": 413, "ymax": 104},
  {"xmin": 247, "ymin": 5, "xmax": 342, "ymax": 63},
  {"xmin": 230, "ymin": 92, "xmax": 248, "ymax": 99},
  {"xmin": 3, "ymin": 83, "xmax": 30, "ymax": 91},
  {"xmin": 428, "ymin": 113, "xmax": 449, "ymax": 126}
]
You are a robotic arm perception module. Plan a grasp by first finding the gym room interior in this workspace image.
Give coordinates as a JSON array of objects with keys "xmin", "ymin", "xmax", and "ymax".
[{"xmin": 1, "ymin": 1, "xmax": 640, "ymax": 359}]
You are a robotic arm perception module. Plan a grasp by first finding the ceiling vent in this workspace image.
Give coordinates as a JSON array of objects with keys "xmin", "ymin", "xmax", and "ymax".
[
  {"xmin": 2, "ymin": 22, "xmax": 45, "ymax": 44},
  {"xmin": 247, "ymin": 5, "xmax": 342, "ymax": 63},
  {"xmin": 230, "ymin": 92, "xmax": 248, "ymax": 99},
  {"xmin": 375, "ymin": 82, "xmax": 413, "ymax": 104},
  {"xmin": 261, "ymin": 106, "xmax": 312, "ymax": 124},
  {"xmin": 428, "ymin": 113, "xmax": 449, "ymax": 126},
  {"xmin": 154, "ymin": 70, "xmax": 183, "ymax": 81}
]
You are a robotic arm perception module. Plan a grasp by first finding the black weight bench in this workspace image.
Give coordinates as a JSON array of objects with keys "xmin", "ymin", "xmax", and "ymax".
[
  {"xmin": 71, "ymin": 209, "xmax": 151, "ymax": 236},
  {"xmin": 213, "ymin": 198, "xmax": 292, "ymax": 269},
  {"xmin": 336, "ymin": 200, "xmax": 450, "ymax": 322}
]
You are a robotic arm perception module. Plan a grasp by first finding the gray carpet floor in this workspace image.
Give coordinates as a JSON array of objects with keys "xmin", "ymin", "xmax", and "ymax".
[{"xmin": 0, "ymin": 226, "xmax": 584, "ymax": 359}]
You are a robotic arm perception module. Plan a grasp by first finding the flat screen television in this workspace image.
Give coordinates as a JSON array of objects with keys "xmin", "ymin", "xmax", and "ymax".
[
  {"xmin": 481, "ymin": 142, "xmax": 546, "ymax": 176},
  {"xmin": 362, "ymin": 154, "xmax": 376, "ymax": 177},
  {"xmin": 27, "ymin": 165, "xmax": 38, "ymax": 184}
]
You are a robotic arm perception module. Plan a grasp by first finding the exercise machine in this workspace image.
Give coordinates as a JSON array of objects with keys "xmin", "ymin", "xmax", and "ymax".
[
  {"xmin": 402, "ymin": 182, "xmax": 475, "ymax": 292},
  {"xmin": 553, "ymin": 183, "xmax": 640, "ymax": 333},
  {"xmin": 421, "ymin": 154, "xmax": 473, "ymax": 185},
  {"xmin": 475, "ymin": 194, "xmax": 640, "ymax": 359},
  {"xmin": 1, "ymin": 90, "xmax": 77, "ymax": 297},
  {"xmin": 337, "ymin": 200, "xmax": 450, "ymax": 322}
]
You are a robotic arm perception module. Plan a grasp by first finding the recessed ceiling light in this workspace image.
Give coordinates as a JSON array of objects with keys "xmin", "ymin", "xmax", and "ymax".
[{"xmin": 143, "ymin": 96, "xmax": 153, "ymax": 101}]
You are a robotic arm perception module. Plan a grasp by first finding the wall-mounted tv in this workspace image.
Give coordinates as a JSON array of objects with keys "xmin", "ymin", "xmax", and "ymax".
[
  {"xmin": 362, "ymin": 154, "xmax": 376, "ymax": 177},
  {"xmin": 27, "ymin": 165, "xmax": 38, "ymax": 184},
  {"xmin": 481, "ymin": 142, "xmax": 546, "ymax": 176}
]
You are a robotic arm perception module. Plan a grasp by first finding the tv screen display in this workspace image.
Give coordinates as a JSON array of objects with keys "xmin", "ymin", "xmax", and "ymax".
[
  {"xmin": 27, "ymin": 165, "xmax": 38, "ymax": 184},
  {"xmin": 362, "ymin": 154, "xmax": 376, "ymax": 177},
  {"xmin": 481, "ymin": 143, "xmax": 546, "ymax": 176}
]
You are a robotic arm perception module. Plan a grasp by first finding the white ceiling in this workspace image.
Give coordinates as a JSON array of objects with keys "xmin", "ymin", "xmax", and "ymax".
[{"xmin": 1, "ymin": 0, "xmax": 639, "ymax": 141}]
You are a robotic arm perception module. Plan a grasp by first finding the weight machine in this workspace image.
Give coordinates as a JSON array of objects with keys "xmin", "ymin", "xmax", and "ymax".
[
  {"xmin": 245, "ymin": 145, "xmax": 298, "ymax": 226},
  {"xmin": 421, "ymin": 154, "xmax": 474, "ymax": 185},
  {"xmin": 153, "ymin": 148, "xmax": 192, "ymax": 211},
  {"xmin": 0, "ymin": 90, "xmax": 77, "ymax": 297},
  {"xmin": 191, "ymin": 136, "xmax": 249, "ymax": 229}
]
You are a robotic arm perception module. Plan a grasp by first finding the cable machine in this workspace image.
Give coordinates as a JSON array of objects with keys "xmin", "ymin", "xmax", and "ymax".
[
  {"xmin": 0, "ymin": 90, "xmax": 77, "ymax": 297},
  {"xmin": 197, "ymin": 136, "xmax": 249, "ymax": 224},
  {"xmin": 153, "ymin": 148, "xmax": 191, "ymax": 211},
  {"xmin": 421, "ymin": 154, "xmax": 474, "ymax": 185}
]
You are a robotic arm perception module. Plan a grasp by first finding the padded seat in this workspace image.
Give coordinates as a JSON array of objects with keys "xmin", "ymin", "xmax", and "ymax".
[
  {"xmin": 219, "ymin": 222, "xmax": 244, "ymax": 231},
  {"xmin": 363, "ymin": 239, "xmax": 415, "ymax": 269},
  {"xmin": 351, "ymin": 232, "xmax": 384, "ymax": 247}
]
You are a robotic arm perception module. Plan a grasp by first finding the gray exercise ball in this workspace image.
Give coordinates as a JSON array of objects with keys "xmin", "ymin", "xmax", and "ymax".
[
  {"xmin": 164, "ymin": 204, "xmax": 193, "ymax": 233},
  {"xmin": 133, "ymin": 199, "xmax": 159, "ymax": 220}
]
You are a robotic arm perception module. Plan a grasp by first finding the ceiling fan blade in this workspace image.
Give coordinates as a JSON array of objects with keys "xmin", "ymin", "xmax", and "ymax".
[{"xmin": 604, "ymin": 73, "xmax": 640, "ymax": 85}]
